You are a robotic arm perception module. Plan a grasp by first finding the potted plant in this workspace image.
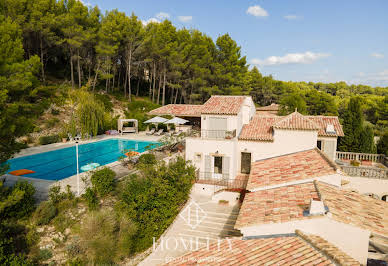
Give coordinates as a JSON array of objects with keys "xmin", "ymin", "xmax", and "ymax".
[{"xmin": 59, "ymin": 131, "xmax": 68, "ymax": 143}]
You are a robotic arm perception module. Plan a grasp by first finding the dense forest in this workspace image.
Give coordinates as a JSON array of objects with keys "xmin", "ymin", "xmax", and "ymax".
[{"xmin": 1, "ymin": 0, "xmax": 387, "ymax": 167}]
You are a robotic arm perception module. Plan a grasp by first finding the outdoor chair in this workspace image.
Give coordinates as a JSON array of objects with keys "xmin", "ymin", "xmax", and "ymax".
[
  {"xmin": 146, "ymin": 128, "xmax": 156, "ymax": 135},
  {"xmin": 154, "ymin": 129, "xmax": 164, "ymax": 136},
  {"xmin": 173, "ymin": 130, "xmax": 183, "ymax": 136}
]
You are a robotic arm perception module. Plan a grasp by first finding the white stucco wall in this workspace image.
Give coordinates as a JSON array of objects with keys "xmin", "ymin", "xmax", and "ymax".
[
  {"xmin": 318, "ymin": 136, "xmax": 338, "ymax": 161},
  {"xmin": 237, "ymin": 129, "xmax": 318, "ymax": 175},
  {"xmin": 341, "ymin": 175, "xmax": 388, "ymax": 200},
  {"xmin": 186, "ymin": 138, "xmax": 238, "ymax": 179},
  {"xmin": 239, "ymin": 217, "xmax": 370, "ymax": 264}
]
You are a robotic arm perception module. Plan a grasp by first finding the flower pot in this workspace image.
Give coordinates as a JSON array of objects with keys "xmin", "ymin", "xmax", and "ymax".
[{"xmin": 62, "ymin": 138, "xmax": 67, "ymax": 143}]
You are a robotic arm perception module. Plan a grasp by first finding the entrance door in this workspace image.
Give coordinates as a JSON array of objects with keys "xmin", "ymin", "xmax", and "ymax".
[{"xmin": 241, "ymin": 152, "xmax": 251, "ymax": 174}]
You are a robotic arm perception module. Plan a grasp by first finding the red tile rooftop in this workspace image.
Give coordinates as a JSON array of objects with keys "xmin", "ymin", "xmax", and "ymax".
[
  {"xmin": 148, "ymin": 104, "xmax": 203, "ymax": 117},
  {"xmin": 238, "ymin": 116, "xmax": 278, "ymax": 141},
  {"xmin": 246, "ymin": 149, "xmax": 337, "ymax": 191},
  {"xmin": 235, "ymin": 182, "xmax": 320, "ymax": 229},
  {"xmin": 239, "ymin": 112, "xmax": 343, "ymax": 141},
  {"xmin": 236, "ymin": 180, "xmax": 388, "ymax": 238},
  {"xmin": 201, "ymin": 95, "xmax": 247, "ymax": 115},
  {"xmin": 273, "ymin": 111, "xmax": 321, "ymax": 131},
  {"xmin": 165, "ymin": 230, "xmax": 359, "ymax": 266}
]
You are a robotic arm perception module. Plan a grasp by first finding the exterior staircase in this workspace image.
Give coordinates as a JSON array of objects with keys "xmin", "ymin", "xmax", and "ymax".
[{"xmin": 140, "ymin": 194, "xmax": 242, "ymax": 265}]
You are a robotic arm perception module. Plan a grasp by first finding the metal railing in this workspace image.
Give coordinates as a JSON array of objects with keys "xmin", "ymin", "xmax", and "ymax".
[
  {"xmin": 195, "ymin": 171, "xmax": 248, "ymax": 191},
  {"xmin": 336, "ymin": 151, "xmax": 386, "ymax": 163},
  {"xmin": 190, "ymin": 129, "xmax": 236, "ymax": 140},
  {"xmin": 340, "ymin": 165, "xmax": 388, "ymax": 179}
]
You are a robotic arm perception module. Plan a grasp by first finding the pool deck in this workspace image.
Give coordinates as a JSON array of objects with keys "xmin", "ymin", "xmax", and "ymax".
[{"xmin": 14, "ymin": 132, "xmax": 163, "ymax": 158}]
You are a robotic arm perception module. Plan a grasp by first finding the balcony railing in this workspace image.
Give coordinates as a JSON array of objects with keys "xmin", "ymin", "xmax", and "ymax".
[
  {"xmin": 195, "ymin": 171, "xmax": 248, "ymax": 190},
  {"xmin": 340, "ymin": 165, "xmax": 388, "ymax": 179},
  {"xmin": 189, "ymin": 129, "xmax": 236, "ymax": 140},
  {"xmin": 336, "ymin": 151, "xmax": 386, "ymax": 164}
]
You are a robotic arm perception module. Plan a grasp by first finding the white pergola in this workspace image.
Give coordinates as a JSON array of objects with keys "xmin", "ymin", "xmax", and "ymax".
[{"xmin": 118, "ymin": 119, "xmax": 138, "ymax": 135}]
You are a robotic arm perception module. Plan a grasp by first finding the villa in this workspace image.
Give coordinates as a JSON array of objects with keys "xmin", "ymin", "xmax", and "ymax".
[{"xmin": 150, "ymin": 95, "xmax": 343, "ymax": 184}]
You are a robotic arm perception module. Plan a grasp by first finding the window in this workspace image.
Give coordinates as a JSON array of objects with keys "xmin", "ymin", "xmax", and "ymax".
[
  {"xmin": 317, "ymin": 140, "xmax": 322, "ymax": 150},
  {"xmin": 241, "ymin": 152, "xmax": 251, "ymax": 174},
  {"xmin": 214, "ymin": 156, "xmax": 223, "ymax": 174},
  {"xmin": 195, "ymin": 153, "xmax": 202, "ymax": 162}
]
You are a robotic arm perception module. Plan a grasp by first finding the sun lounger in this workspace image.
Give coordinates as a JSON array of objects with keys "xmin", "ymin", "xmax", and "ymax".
[
  {"xmin": 154, "ymin": 129, "xmax": 164, "ymax": 136},
  {"xmin": 146, "ymin": 128, "xmax": 156, "ymax": 135},
  {"xmin": 173, "ymin": 130, "xmax": 183, "ymax": 136}
]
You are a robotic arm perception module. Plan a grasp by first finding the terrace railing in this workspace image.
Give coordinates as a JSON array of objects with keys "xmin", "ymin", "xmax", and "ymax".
[
  {"xmin": 190, "ymin": 129, "xmax": 237, "ymax": 140},
  {"xmin": 336, "ymin": 151, "xmax": 386, "ymax": 164},
  {"xmin": 195, "ymin": 171, "xmax": 248, "ymax": 193},
  {"xmin": 340, "ymin": 165, "xmax": 388, "ymax": 179}
]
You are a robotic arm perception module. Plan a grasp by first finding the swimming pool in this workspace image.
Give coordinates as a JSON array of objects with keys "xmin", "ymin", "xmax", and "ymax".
[{"xmin": 6, "ymin": 139, "xmax": 160, "ymax": 181}]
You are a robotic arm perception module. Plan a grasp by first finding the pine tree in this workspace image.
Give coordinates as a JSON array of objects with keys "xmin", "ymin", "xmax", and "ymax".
[{"xmin": 339, "ymin": 97, "xmax": 364, "ymax": 152}]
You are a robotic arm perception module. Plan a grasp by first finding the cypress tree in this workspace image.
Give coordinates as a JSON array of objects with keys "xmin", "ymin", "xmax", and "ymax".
[{"xmin": 339, "ymin": 97, "xmax": 364, "ymax": 152}]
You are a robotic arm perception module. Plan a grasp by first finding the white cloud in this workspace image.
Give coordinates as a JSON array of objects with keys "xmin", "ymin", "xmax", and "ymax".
[
  {"xmin": 251, "ymin": 51, "xmax": 330, "ymax": 66},
  {"xmin": 142, "ymin": 18, "xmax": 160, "ymax": 26},
  {"xmin": 78, "ymin": 0, "xmax": 92, "ymax": 7},
  {"xmin": 246, "ymin": 5, "xmax": 268, "ymax": 17},
  {"xmin": 350, "ymin": 69, "xmax": 388, "ymax": 86},
  {"xmin": 371, "ymin": 52, "xmax": 384, "ymax": 59},
  {"xmin": 284, "ymin": 15, "xmax": 302, "ymax": 20},
  {"xmin": 178, "ymin": 16, "xmax": 193, "ymax": 23},
  {"xmin": 156, "ymin": 12, "xmax": 170, "ymax": 20}
]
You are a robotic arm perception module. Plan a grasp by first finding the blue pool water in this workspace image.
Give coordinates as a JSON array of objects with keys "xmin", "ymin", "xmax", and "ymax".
[{"xmin": 6, "ymin": 139, "xmax": 160, "ymax": 181}]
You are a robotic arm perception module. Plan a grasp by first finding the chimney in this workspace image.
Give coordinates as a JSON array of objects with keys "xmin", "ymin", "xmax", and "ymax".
[
  {"xmin": 325, "ymin": 124, "xmax": 336, "ymax": 134},
  {"xmin": 309, "ymin": 199, "xmax": 326, "ymax": 215}
]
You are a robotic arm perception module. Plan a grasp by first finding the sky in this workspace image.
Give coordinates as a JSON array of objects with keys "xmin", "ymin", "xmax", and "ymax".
[{"xmin": 84, "ymin": 0, "xmax": 388, "ymax": 87}]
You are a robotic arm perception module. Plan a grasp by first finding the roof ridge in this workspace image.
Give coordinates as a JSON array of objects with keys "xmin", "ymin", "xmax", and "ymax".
[
  {"xmin": 295, "ymin": 230, "xmax": 359, "ymax": 266},
  {"xmin": 273, "ymin": 111, "xmax": 320, "ymax": 130},
  {"xmin": 314, "ymin": 147, "xmax": 339, "ymax": 171},
  {"xmin": 306, "ymin": 115, "xmax": 340, "ymax": 118}
]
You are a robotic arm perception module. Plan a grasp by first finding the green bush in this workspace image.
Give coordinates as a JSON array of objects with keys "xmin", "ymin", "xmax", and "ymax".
[
  {"xmin": 118, "ymin": 157, "xmax": 195, "ymax": 253},
  {"xmin": 45, "ymin": 118, "xmax": 60, "ymax": 129},
  {"xmin": 350, "ymin": 160, "xmax": 360, "ymax": 166},
  {"xmin": 33, "ymin": 201, "xmax": 57, "ymax": 225},
  {"xmin": 37, "ymin": 248, "xmax": 52, "ymax": 261},
  {"xmin": 83, "ymin": 188, "xmax": 98, "ymax": 210},
  {"xmin": 79, "ymin": 210, "xmax": 117, "ymax": 264},
  {"xmin": 49, "ymin": 185, "xmax": 64, "ymax": 204},
  {"xmin": 1, "ymin": 181, "xmax": 36, "ymax": 219},
  {"xmin": 138, "ymin": 153, "xmax": 156, "ymax": 166},
  {"xmin": 39, "ymin": 135, "xmax": 59, "ymax": 145},
  {"xmin": 95, "ymin": 93, "xmax": 113, "ymax": 112},
  {"xmin": 91, "ymin": 168, "xmax": 116, "ymax": 196}
]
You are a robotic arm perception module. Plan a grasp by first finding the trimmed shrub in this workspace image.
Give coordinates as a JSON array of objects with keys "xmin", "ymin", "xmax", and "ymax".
[
  {"xmin": 90, "ymin": 168, "xmax": 116, "ymax": 196},
  {"xmin": 83, "ymin": 188, "xmax": 98, "ymax": 210},
  {"xmin": 350, "ymin": 160, "xmax": 360, "ymax": 166},
  {"xmin": 33, "ymin": 201, "xmax": 57, "ymax": 225},
  {"xmin": 39, "ymin": 135, "xmax": 59, "ymax": 145},
  {"xmin": 138, "ymin": 153, "xmax": 156, "ymax": 166}
]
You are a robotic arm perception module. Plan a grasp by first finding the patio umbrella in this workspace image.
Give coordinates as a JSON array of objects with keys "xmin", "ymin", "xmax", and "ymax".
[
  {"xmin": 144, "ymin": 116, "xmax": 168, "ymax": 124},
  {"xmin": 164, "ymin": 117, "xmax": 189, "ymax": 125}
]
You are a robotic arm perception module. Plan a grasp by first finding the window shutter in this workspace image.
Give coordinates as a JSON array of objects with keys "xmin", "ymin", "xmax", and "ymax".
[
  {"xmin": 205, "ymin": 155, "xmax": 211, "ymax": 178},
  {"xmin": 222, "ymin": 156, "xmax": 230, "ymax": 179},
  {"xmin": 323, "ymin": 141, "xmax": 335, "ymax": 160}
]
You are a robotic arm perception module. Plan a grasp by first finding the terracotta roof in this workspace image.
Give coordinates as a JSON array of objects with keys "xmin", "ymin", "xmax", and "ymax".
[
  {"xmin": 148, "ymin": 104, "xmax": 203, "ymax": 117},
  {"xmin": 165, "ymin": 231, "xmax": 359, "ymax": 266},
  {"xmin": 256, "ymin": 103, "xmax": 280, "ymax": 111},
  {"xmin": 237, "ymin": 180, "xmax": 388, "ymax": 237},
  {"xmin": 201, "ymin": 96, "xmax": 247, "ymax": 115},
  {"xmin": 246, "ymin": 149, "xmax": 337, "ymax": 191},
  {"xmin": 238, "ymin": 116, "xmax": 279, "ymax": 141},
  {"xmin": 235, "ymin": 182, "xmax": 321, "ymax": 229},
  {"xmin": 273, "ymin": 111, "xmax": 321, "ymax": 131},
  {"xmin": 295, "ymin": 230, "xmax": 360, "ymax": 266},
  {"xmin": 239, "ymin": 114, "xmax": 343, "ymax": 141},
  {"xmin": 307, "ymin": 116, "xmax": 344, "ymax": 137},
  {"xmin": 316, "ymin": 181, "xmax": 388, "ymax": 237}
]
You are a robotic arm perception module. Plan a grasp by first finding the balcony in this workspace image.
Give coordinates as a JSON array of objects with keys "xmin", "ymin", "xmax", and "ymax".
[
  {"xmin": 335, "ymin": 152, "xmax": 388, "ymax": 179},
  {"xmin": 189, "ymin": 129, "xmax": 236, "ymax": 140},
  {"xmin": 195, "ymin": 171, "xmax": 248, "ymax": 190}
]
